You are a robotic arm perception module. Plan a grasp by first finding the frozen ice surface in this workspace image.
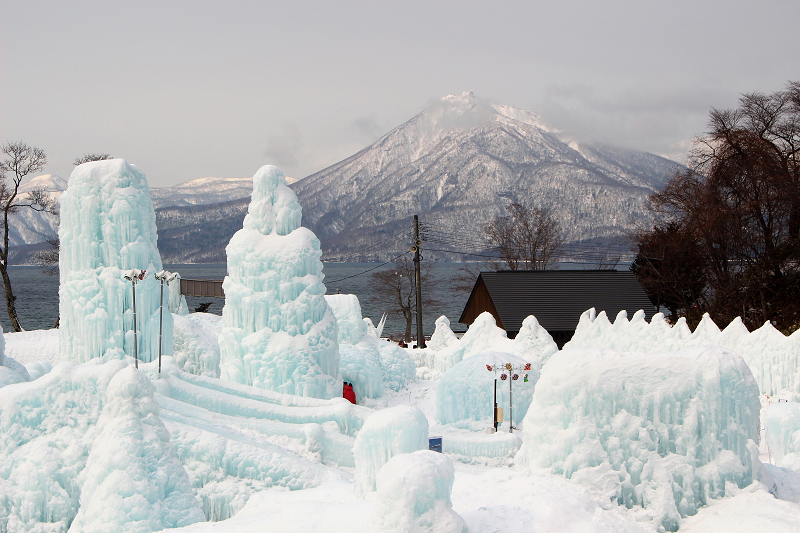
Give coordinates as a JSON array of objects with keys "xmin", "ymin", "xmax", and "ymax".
[
  {"xmin": 511, "ymin": 315, "xmax": 559, "ymax": 369},
  {"xmin": 353, "ymin": 404, "xmax": 429, "ymax": 494},
  {"xmin": 375, "ymin": 339, "xmax": 415, "ymax": 392},
  {"xmin": 69, "ymin": 366, "xmax": 204, "ymax": 533},
  {"xmin": 765, "ymin": 402, "xmax": 800, "ymax": 471},
  {"xmin": 59, "ymin": 159, "xmax": 173, "ymax": 364},
  {"xmin": 567, "ymin": 308, "xmax": 800, "ymax": 397},
  {"xmin": 219, "ymin": 165, "xmax": 339, "ymax": 399},
  {"xmin": 168, "ymin": 272, "xmax": 189, "ymax": 316},
  {"xmin": 325, "ymin": 294, "xmax": 367, "ymax": 345},
  {"xmin": 436, "ymin": 351, "xmax": 536, "ymax": 429},
  {"xmin": 518, "ymin": 345, "xmax": 762, "ymax": 531},
  {"xmin": 370, "ymin": 450, "xmax": 468, "ymax": 533},
  {"xmin": 339, "ymin": 343, "xmax": 384, "ymax": 399},
  {"xmin": 428, "ymin": 316, "xmax": 458, "ymax": 352},
  {"xmin": 173, "ymin": 313, "xmax": 222, "ymax": 377},
  {"xmin": 0, "ymin": 366, "xmax": 24, "ymax": 388}
]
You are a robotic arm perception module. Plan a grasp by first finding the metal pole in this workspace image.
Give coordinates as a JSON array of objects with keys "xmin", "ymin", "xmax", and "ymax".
[
  {"xmin": 413, "ymin": 215, "xmax": 425, "ymax": 349},
  {"xmin": 509, "ymin": 375, "xmax": 513, "ymax": 433},
  {"xmin": 158, "ymin": 279, "xmax": 164, "ymax": 374},
  {"xmin": 493, "ymin": 376, "xmax": 498, "ymax": 432},
  {"xmin": 132, "ymin": 280, "xmax": 138, "ymax": 369}
]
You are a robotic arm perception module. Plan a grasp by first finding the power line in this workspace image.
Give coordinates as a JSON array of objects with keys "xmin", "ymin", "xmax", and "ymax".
[{"xmin": 325, "ymin": 251, "xmax": 411, "ymax": 283}]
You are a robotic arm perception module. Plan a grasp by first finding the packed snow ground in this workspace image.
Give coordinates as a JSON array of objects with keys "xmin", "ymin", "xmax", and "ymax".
[{"xmin": 2, "ymin": 308, "xmax": 800, "ymax": 532}]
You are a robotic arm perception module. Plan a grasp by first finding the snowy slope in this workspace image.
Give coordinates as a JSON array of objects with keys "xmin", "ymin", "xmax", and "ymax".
[
  {"xmin": 7, "ymin": 174, "xmax": 64, "ymax": 247},
  {"xmin": 291, "ymin": 91, "xmax": 680, "ymax": 260},
  {"xmin": 150, "ymin": 176, "xmax": 297, "ymax": 209}
]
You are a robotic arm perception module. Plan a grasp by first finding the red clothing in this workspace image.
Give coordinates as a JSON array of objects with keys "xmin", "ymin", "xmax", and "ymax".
[{"xmin": 343, "ymin": 384, "xmax": 357, "ymax": 404}]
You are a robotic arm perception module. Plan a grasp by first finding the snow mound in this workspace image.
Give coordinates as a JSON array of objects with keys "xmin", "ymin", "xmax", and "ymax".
[
  {"xmin": 370, "ymin": 450, "xmax": 468, "ymax": 533},
  {"xmin": 3, "ymin": 328, "xmax": 60, "ymax": 368},
  {"xmin": 69, "ymin": 366, "xmax": 204, "ymax": 533},
  {"xmin": 353, "ymin": 405, "xmax": 429, "ymax": 495},
  {"xmin": 437, "ymin": 351, "xmax": 536, "ymax": 429},
  {"xmin": 219, "ymin": 165, "xmax": 339, "ymax": 399},
  {"xmin": 567, "ymin": 308, "xmax": 800, "ymax": 398},
  {"xmin": 764, "ymin": 401, "xmax": 800, "ymax": 471},
  {"xmin": 59, "ymin": 159, "xmax": 173, "ymax": 364},
  {"xmin": 518, "ymin": 345, "xmax": 762, "ymax": 531}
]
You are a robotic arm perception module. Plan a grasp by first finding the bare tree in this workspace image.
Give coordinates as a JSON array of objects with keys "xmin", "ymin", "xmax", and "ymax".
[
  {"xmin": 0, "ymin": 141, "xmax": 56, "ymax": 331},
  {"xmin": 369, "ymin": 256, "xmax": 440, "ymax": 342},
  {"xmin": 74, "ymin": 153, "xmax": 112, "ymax": 165},
  {"xmin": 483, "ymin": 203, "xmax": 564, "ymax": 271}
]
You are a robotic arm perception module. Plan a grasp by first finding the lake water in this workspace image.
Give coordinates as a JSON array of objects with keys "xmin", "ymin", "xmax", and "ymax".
[{"xmin": 0, "ymin": 263, "xmax": 471, "ymax": 338}]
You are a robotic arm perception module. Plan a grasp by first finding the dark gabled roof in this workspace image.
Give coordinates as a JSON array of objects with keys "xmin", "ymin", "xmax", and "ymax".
[{"xmin": 459, "ymin": 270, "xmax": 655, "ymax": 333}]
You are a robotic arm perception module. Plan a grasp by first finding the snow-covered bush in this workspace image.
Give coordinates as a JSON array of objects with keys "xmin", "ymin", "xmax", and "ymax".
[
  {"xmin": 370, "ymin": 450, "xmax": 468, "ymax": 533},
  {"xmin": 436, "ymin": 351, "xmax": 536, "ymax": 429},
  {"xmin": 219, "ymin": 165, "xmax": 340, "ymax": 399},
  {"xmin": 518, "ymin": 345, "xmax": 761, "ymax": 531},
  {"xmin": 764, "ymin": 401, "xmax": 800, "ymax": 472},
  {"xmin": 59, "ymin": 159, "xmax": 172, "ymax": 363},
  {"xmin": 353, "ymin": 405, "xmax": 428, "ymax": 495}
]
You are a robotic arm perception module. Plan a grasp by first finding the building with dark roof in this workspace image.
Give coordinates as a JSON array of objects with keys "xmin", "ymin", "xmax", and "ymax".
[{"xmin": 459, "ymin": 270, "xmax": 655, "ymax": 347}]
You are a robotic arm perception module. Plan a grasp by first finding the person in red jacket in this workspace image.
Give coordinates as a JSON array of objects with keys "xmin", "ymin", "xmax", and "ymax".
[{"xmin": 343, "ymin": 382, "xmax": 357, "ymax": 404}]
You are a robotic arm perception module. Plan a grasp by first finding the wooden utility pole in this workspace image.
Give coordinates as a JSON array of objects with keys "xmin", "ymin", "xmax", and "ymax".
[{"xmin": 412, "ymin": 215, "xmax": 426, "ymax": 349}]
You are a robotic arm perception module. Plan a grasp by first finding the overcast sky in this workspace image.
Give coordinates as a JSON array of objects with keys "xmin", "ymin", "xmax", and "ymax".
[{"xmin": 2, "ymin": 0, "xmax": 798, "ymax": 187}]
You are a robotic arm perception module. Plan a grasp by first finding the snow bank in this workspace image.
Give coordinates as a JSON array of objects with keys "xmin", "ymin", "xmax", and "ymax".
[
  {"xmin": 764, "ymin": 401, "xmax": 800, "ymax": 471},
  {"xmin": 3, "ymin": 328, "xmax": 60, "ymax": 368},
  {"xmin": 370, "ymin": 450, "xmax": 468, "ymax": 533},
  {"xmin": 421, "ymin": 312, "xmax": 557, "ymax": 378},
  {"xmin": 59, "ymin": 159, "xmax": 173, "ymax": 364},
  {"xmin": 567, "ymin": 308, "xmax": 800, "ymax": 397},
  {"xmin": 353, "ymin": 405, "xmax": 429, "ymax": 495},
  {"xmin": 518, "ymin": 345, "xmax": 762, "ymax": 531},
  {"xmin": 437, "ymin": 351, "xmax": 536, "ymax": 429},
  {"xmin": 219, "ymin": 165, "xmax": 339, "ymax": 399},
  {"xmin": 69, "ymin": 366, "xmax": 204, "ymax": 533}
]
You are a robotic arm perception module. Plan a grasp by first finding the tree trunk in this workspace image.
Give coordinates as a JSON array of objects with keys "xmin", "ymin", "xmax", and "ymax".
[
  {"xmin": 404, "ymin": 313, "xmax": 412, "ymax": 343},
  {"xmin": 0, "ymin": 263, "xmax": 22, "ymax": 332}
]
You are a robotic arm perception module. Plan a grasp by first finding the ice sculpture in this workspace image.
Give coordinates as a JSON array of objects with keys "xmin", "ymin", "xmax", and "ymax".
[
  {"xmin": 325, "ymin": 294, "xmax": 415, "ymax": 398},
  {"xmin": 437, "ymin": 351, "xmax": 535, "ymax": 428},
  {"xmin": 59, "ymin": 159, "xmax": 172, "ymax": 363},
  {"xmin": 764, "ymin": 401, "xmax": 800, "ymax": 471},
  {"xmin": 69, "ymin": 366, "xmax": 205, "ymax": 532},
  {"xmin": 353, "ymin": 405, "xmax": 428, "ymax": 494},
  {"xmin": 428, "ymin": 315, "xmax": 459, "ymax": 352},
  {"xmin": 370, "ymin": 450, "xmax": 468, "ymax": 533},
  {"xmin": 517, "ymin": 345, "xmax": 762, "ymax": 531},
  {"xmin": 566, "ymin": 308, "xmax": 800, "ymax": 398},
  {"xmin": 219, "ymin": 165, "xmax": 339, "ymax": 399}
]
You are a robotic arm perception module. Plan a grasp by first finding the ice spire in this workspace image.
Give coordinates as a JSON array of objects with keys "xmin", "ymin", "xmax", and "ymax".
[{"xmin": 219, "ymin": 165, "xmax": 339, "ymax": 398}]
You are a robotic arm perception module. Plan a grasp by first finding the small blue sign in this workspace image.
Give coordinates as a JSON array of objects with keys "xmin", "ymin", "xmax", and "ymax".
[{"xmin": 429, "ymin": 436, "xmax": 442, "ymax": 453}]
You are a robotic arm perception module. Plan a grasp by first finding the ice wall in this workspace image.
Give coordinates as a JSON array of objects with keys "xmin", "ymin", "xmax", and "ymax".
[
  {"xmin": 219, "ymin": 165, "xmax": 339, "ymax": 399},
  {"xmin": 325, "ymin": 294, "xmax": 367, "ymax": 344},
  {"xmin": 173, "ymin": 313, "xmax": 222, "ymax": 377},
  {"xmin": 428, "ymin": 315, "xmax": 458, "ymax": 352},
  {"xmin": 353, "ymin": 405, "xmax": 429, "ymax": 495},
  {"xmin": 518, "ymin": 345, "xmax": 762, "ymax": 531},
  {"xmin": 59, "ymin": 159, "xmax": 172, "ymax": 363},
  {"xmin": 69, "ymin": 367, "xmax": 204, "ymax": 533},
  {"xmin": 437, "ymin": 351, "xmax": 536, "ymax": 428},
  {"xmin": 764, "ymin": 401, "xmax": 800, "ymax": 471},
  {"xmin": 369, "ymin": 450, "xmax": 468, "ymax": 533},
  {"xmin": 567, "ymin": 308, "xmax": 800, "ymax": 397}
]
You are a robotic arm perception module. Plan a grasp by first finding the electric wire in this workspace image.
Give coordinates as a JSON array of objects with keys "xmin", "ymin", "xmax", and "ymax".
[{"xmin": 325, "ymin": 251, "xmax": 411, "ymax": 283}]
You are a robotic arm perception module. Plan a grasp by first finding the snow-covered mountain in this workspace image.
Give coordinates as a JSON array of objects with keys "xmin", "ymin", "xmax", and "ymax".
[
  {"xmin": 290, "ymin": 91, "xmax": 679, "ymax": 260},
  {"xmin": 5, "ymin": 175, "xmax": 65, "ymax": 263},
  {"xmin": 150, "ymin": 176, "xmax": 296, "ymax": 209}
]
